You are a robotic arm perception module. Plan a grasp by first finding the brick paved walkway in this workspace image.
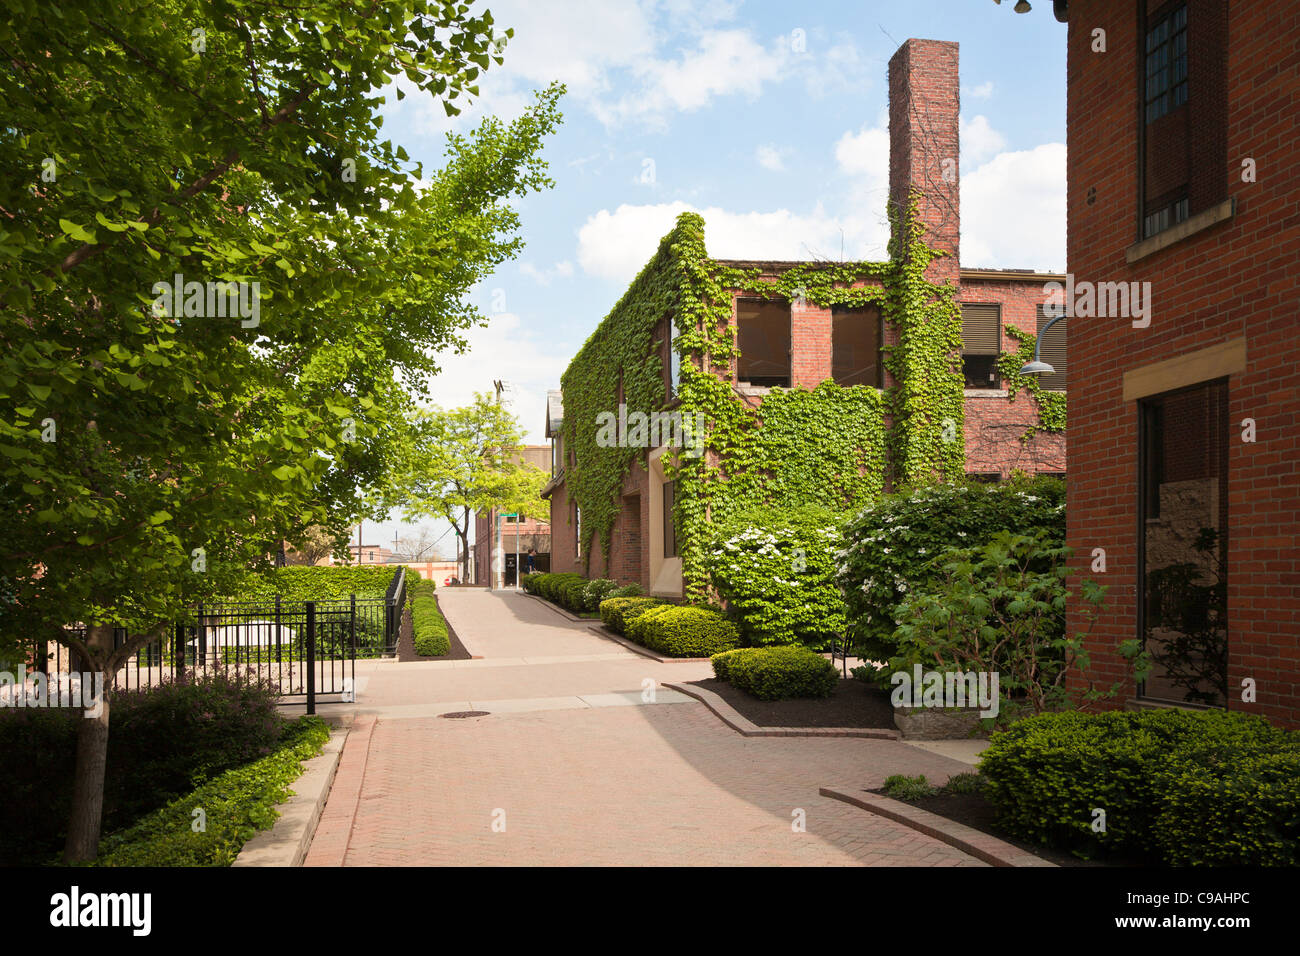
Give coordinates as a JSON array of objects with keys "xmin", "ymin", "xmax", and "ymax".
[{"xmin": 303, "ymin": 589, "xmax": 984, "ymax": 866}]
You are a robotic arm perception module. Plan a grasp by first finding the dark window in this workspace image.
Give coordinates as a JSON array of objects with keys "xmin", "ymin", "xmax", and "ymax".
[
  {"xmin": 1145, "ymin": 5, "xmax": 1187, "ymax": 125},
  {"xmin": 831, "ymin": 305, "xmax": 883, "ymax": 387},
  {"xmin": 1139, "ymin": 379, "xmax": 1228, "ymax": 709},
  {"xmin": 961, "ymin": 303, "xmax": 1001, "ymax": 389},
  {"xmin": 736, "ymin": 298, "xmax": 791, "ymax": 387},
  {"xmin": 1035, "ymin": 305, "xmax": 1068, "ymax": 391},
  {"xmin": 663, "ymin": 480, "xmax": 677, "ymax": 558}
]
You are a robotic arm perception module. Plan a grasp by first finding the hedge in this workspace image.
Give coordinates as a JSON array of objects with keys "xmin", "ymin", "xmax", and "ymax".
[
  {"xmin": 525, "ymin": 572, "xmax": 639, "ymax": 614},
  {"xmin": 599, "ymin": 596, "xmax": 663, "ymax": 634},
  {"xmin": 408, "ymin": 578, "xmax": 450, "ymax": 657},
  {"xmin": 91, "ymin": 717, "xmax": 331, "ymax": 866},
  {"xmin": 625, "ymin": 605, "xmax": 739, "ymax": 657},
  {"xmin": 710, "ymin": 646, "xmax": 838, "ymax": 700},
  {"xmin": 978, "ymin": 709, "xmax": 1300, "ymax": 864},
  {"xmin": 225, "ymin": 564, "xmax": 397, "ymax": 602}
]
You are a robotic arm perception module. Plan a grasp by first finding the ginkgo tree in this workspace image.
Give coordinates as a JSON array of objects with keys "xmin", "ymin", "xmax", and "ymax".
[
  {"xmin": 0, "ymin": 0, "xmax": 562, "ymax": 861},
  {"xmin": 391, "ymin": 393, "xmax": 550, "ymax": 583}
]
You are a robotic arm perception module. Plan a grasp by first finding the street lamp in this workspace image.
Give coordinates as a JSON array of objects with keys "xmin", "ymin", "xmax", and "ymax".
[{"xmin": 1019, "ymin": 312, "xmax": 1065, "ymax": 378}]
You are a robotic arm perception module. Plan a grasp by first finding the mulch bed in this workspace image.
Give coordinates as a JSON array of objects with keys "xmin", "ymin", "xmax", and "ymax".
[
  {"xmin": 863, "ymin": 786, "xmax": 1145, "ymax": 867},
  {"xmin": 688, "ymin": 676, "xmax": 896, "ymax": 729},
  {"xmin": 396, "ymin": 594, "xmax": 473, "ymax": 662}
]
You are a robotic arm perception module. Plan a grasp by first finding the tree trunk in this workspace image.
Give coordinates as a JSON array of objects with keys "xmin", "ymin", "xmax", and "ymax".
[
  {"xmin": 458, "ymin": 509, "xmax": 471, "ymax": 583},
  {"xmin": 62, "ymin": 622, "xmax": 113, "ymax": 863}
]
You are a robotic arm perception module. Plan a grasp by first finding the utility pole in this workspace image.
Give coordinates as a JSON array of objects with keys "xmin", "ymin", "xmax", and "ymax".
[{"xmin": 492, "ymin": 380, "xmax": 507, "ymax": 590}]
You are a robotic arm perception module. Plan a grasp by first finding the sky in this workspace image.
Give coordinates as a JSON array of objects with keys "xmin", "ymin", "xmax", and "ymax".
[{"xmin": 361, "ymin": 0, "xmax": 1069, "ymax": 557}]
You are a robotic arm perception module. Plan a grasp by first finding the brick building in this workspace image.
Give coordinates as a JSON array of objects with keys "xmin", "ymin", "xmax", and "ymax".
[
  {"xmin": 473, "ymin": 444, "xmax": 552, "ymax": 586},
  {"xmin": 544, "ymin": 37, "xmax": 1071, "ymax": 598},
  {"xmin": 1053, "ymin": 0, "xmax": 1300, "ymax": 726}
]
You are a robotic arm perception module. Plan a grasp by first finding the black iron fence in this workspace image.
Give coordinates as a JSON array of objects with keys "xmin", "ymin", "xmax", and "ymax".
[{"xmin": 33, "ymin": 588, "xmax": 405, "ymax": 712}]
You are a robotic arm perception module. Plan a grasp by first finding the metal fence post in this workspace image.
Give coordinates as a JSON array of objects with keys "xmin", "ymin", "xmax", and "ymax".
[
  {"xmin": 175, "ymin": 621, "xmax": 185, "ymax": 683},
  {"xmin": 305, "ymin": 600, "xmax": 316, "ymax": 715},
  {"xmin": 275, "ymin": 594, "xmax": 282, "ymax": 665},
  {"xmin": 197, "ymin": 602, "xmax": 207, "ymax": 667}
]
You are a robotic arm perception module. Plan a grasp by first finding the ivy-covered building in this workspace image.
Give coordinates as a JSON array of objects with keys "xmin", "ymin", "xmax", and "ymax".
[{"xmin": 542, "ymin": 38, "xmax": 1069, "ymax": 600}]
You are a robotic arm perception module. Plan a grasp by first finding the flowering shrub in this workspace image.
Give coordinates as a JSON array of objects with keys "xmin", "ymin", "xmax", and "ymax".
[
  {"xmin": 705, "ymin": 505, "xmax": 847, "ymax": 649},
  {"xmin": 836, "ymin": 475, "xmax": 1065, "ymax": 662}
]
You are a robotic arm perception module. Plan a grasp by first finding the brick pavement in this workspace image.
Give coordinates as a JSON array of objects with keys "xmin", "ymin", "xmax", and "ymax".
[{"xmin": 303, "ymin": 589, "xmax": 986, "ymax": 866}]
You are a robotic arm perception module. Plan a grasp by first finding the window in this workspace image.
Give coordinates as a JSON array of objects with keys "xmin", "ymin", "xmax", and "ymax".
[
  {"xmin": 735, "ymin": 298, "xmax": 791, "ymax": 387},
  {"xmin": 969, "ymin": 473, "xmax": 1000, "ymax": 484},
  {"xmin": 669, "ymin": 317, "xmax": 681, "ymax": 397},
  {"xmin": 1139, "ymin": 380, "xmax": 1228, "ymax": 709},
  {"xmin": 1145, "ymin": 5, "xmax": 1187, "ymax": 125},
  {"xmin": 551, "ymin": 435, "xmax": 563, "ymax": 475},
  {"xmin": 831, "ymin": 305, "xmax": 883, "ymax": 387},
  {"xmin": 1143, "ymin": 193, "xmax": 1190, "ymax": 239},
  {"xmin": 574, "ymin": 503, "xmax": 582, "ymax": 557},
  {"xmin": 960, "ymin": 303, "xmax": 1001, "ymax": 389},
  {"xmin": 1035, "ymin": 305, "xmax": 1068, "ymax": 391},
  {"xmin": 662, "ymin": 480, "xmax": 677, "ymax": 558}
]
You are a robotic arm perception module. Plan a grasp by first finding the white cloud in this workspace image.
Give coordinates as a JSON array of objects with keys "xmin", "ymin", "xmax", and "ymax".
[
  {"xmin": 414, "ymin": 310, "xmax": 571, "ymax": 445},
  {"xmin": 755, "ymin": 145, "xmax": 786, "ymax": 171},
  {"xmin": 960, "ymin": 114, "xmax": 1008, "ymax": 166},
  {"xmin": 519, "ymin": 260, "xmax": 574, "ymax": 285},
  {"xmin": 960, "ymin": 142, "xmax": 1067, "ymax": 273},
  {"xmin": 963, "ymin": 80, "xmax": 994, "ymax": 100},
  {"xmin": 576, "ymin": 200, "xmax": 886, "ymax": 284}
]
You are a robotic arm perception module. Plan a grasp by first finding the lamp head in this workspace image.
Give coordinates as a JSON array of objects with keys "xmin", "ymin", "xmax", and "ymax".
[{"xmin": 1019, "ymin": 359, "xmax": 1055, "ymax": 376}]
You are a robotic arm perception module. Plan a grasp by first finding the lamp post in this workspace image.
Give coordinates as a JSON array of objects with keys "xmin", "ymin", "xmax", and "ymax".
[{"xmin": 1018, "ymin": 312, "xmax": 1065, "ymax": 378}]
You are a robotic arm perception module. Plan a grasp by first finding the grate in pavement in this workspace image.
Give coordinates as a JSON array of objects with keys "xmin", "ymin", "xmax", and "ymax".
[{"xmin": 438, "ymin": 710, "xmax": 491, "ymax": 719}]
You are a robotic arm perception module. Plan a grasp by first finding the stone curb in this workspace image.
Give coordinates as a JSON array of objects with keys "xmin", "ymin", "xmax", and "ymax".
[
  {"xmin": 663, "ymin": 681, "xmax": 902, "ymax": 739},
  {"xmin": 232, "ymin": 718, "xmax": 350, "ymax": 867},
  {"xmin": 300, "ymin": 714, "xmax": 377, "ymax": 867},
  {"xmin": 817, "ymin": 787, "xmax": 1057, "ymax": 867}
]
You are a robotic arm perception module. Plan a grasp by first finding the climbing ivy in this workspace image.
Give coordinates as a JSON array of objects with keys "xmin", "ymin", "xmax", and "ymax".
[
  {"xmin": 560, "ymin": 196, "xmax": 968, "ymax": 600},
  {"xmin": 996, "ymin": 323, "xmax": 1068, "ymax": 439}
]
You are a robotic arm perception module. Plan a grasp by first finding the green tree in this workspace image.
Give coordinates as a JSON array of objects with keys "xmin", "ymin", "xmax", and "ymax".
[
  {"xmin": 0, "ymin": 0, "xmax": 562, "ymax": 860},
  {"xmin": 391, "ymin": 393, "xmax": 549, "ymax": 582}
]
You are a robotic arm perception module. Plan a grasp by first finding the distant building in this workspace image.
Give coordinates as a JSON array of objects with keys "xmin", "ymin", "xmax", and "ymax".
[{"xmin": 473, "ymin": 444, "xmax": 552, "ymax": 586}]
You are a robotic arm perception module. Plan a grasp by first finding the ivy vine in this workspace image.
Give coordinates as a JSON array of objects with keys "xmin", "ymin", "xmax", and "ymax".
[{"xmin": 996, "ymin": 323, "xmax": 1068, "ymax": 440}]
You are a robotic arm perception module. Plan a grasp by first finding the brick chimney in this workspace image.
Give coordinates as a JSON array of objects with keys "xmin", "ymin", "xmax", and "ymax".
[{"xmin": 888, "ymin": 38, "xmax": 960, "ymax": 286}]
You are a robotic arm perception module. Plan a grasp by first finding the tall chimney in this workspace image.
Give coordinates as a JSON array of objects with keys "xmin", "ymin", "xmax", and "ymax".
[{"xmin": 888, "ymin": 39, "xmax": 961, "ymax": 286}]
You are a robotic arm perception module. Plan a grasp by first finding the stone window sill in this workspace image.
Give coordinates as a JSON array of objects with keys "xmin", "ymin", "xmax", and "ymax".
[{"xmin": 1125, "ymin": 197, "xmax": 1236, "ymax": 264}]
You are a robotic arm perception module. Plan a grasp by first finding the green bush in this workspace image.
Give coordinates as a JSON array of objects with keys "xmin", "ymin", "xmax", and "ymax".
[
  {"xmin": 598, "ymin": 596, "xmax": 663, "ymax": 634},
  {"xmin": 883, "ymin": 774, "xmax": 939, "ymax": 801},
  {"xmin": 711, "ymin": 645, "xmax": 838, "ymax": 700},
  {"xmin": 224, "ymin": 564, "xmax": 397, "ymax": 602},
  {"xmin": 837, "ymin": 475, "xmax": 1065, "ymax": 661},
  {"xmin": 943, "ymin": 772, "xmax": 985, "ymax": 795},
  {"xmin": 537, "ymin": 572, "xmax": 584, "ymax": 605},
  {"xmin": 978, "ymin": 709, "xmax": 1300, "ymax": 862},
  {"xmin": 91, "ymin": 717, "xmax": 331, "ymax": 866},
  {"xmin": 706, "ymin": 504, "xmax": 848, "ymax": 649},
  {"xmin": 408, "ymin": 578, "xmax": 449, "ymax": 657},
  {"xmin": 521, "ymin": 571, "xmax": 545, "ymax": 594},
  {"xmin": 609, "ymin": 583, "xmax": 644, "ymax": 598},
  {"xmin": 887, "ymin": 531, "xmax": 1146, "ymax": 721},
  {"xmin": 0, "ymin": 672, "xmax": 286, "ymax": 865},
  {"xmin": 626, "ymin": 605, "xmax": 740, "ymax": 658},
  {"xmin": 580, "ymin": 578, "xmax": 619, "ymax": 612}
]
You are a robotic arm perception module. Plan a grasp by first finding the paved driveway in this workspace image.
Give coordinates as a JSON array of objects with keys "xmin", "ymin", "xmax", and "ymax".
[{"xmin": 304, "ymin": 589, "xmax": 982, "ymax": 866}]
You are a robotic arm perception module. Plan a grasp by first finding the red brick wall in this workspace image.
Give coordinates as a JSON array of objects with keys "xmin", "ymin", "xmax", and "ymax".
[
  {"xmin": 1064, "ymin": 1, "xmax": 1300, "ymax": 727},
  {"xmin": 791, "ymin": 298, "xmax": 832, "ymax": 388},
  {"xmin": 959, "ymin": 278, "xmax": 1067, "ymax": 477}
]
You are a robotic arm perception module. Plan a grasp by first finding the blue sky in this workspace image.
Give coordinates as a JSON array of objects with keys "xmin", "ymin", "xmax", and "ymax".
[{"xmin": 363, "ymin": 0, "xmax": 1069, "ymax": 557}]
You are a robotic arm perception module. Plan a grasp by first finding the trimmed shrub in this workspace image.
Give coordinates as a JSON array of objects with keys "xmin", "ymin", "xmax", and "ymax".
[
  {"xmin": 706, "ymin": 504, "xmax": 847, "ymax": 649},
  {"xmin": 92, "ymin": 716, "xmax": 331, "ymax": 866},
  {"xmin": 609, "ymin": 583, "xmax": 644, "ymax": 598},
  {"xmin": 580, "ymin": 578, "xmax": 619, "ymax": 612},
  {"xmin": 599, "ymin": 596, "xmax": 662, "ymax": 634},
  {"xmin": 712, "ymin": 645, "xmax": 838, "ymax": 700},
  {"xmin": 0, "ymin": 672, "xmax": 286, "ymax": 865},
  {"xmin": 978, "ymin": 709, "xmax": 1300, "ymax": 862},
  {"xmin": 225, "ymin": 564, "xmax": 396, "ymax": 602},
  {"xmin": 538, "ymin": 572, "xmax": 583, "ymax": 605},
  {"xmin": 626, "ymin": 605, "xmax": 740, "ymax": 658},
  {"xmin": 409, "ymin": 578, "xmax": 450, "ymax": 656},
  {"xmin": 521, "ymin": 571, "xmax": 545, "ymax": 594},
  {"xmin": 837, "ymin": 475, "xmax": 1065, "ymax": 661}
]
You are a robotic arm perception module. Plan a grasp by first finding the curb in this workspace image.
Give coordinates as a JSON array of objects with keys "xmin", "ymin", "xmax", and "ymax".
[
  {"xmin": 232, "ymin": 718, "xmax": 350, "ymax": 867},
  {"xmin": 299, "ymin": 714, "xmax": 378, "ymax": 867},
  {"xmin": 663, "ymin": 681, "xmax": 901, "ymax": 739},
  {"xmin": 817, "ymin": 787, "xmax": 1057, "ymax": 867}
]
